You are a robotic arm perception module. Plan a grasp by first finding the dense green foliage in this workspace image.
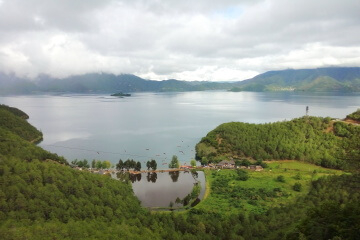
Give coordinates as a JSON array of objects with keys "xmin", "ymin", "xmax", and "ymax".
[
  {"xmin": 196, "ymin": 115, "xmax": 360, "ymax": 170},
  {"xmin": 346, "ymin": 108, "xmax": 360, "ymax": 121},
  {"xmin": 0, "ymin": 104, "xmax": 29, "ymax": 119},
  {"xmin": 232, "ymin": 67, "xmax": 360, "ymax": 92},
  {"xmin": 0, "ymin": 108, "xmax": 41, "ymax": 142},
  {"xmin": 146, "ymin": 159, "xmax": 157, "ymax": 170},
  {"xmin": 0, "ymin": 108, "xmax": 66, "ymax": 165},
  {"xmin": 169, "ymin": 155, "xmax": 180, "ymax": 168},
  {"xmin": 116, "ymin": 159, "xmax": 141, "ymax": 171},
  {"xmin": 191, "ymin": 163, "xmax": 359, "ymax": 239},
  {"xmin": 0, "ymin": 156, "xmax": 143, "ymax": 222},
  {"xmin": 71, "ymin": 159, "xmax": 90, "ymax": 168}
]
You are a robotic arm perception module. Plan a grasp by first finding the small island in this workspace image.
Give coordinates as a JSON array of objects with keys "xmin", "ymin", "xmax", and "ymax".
[{"xmin": 111, "ymin": 92, "xmax": 131, "ymax": 97}]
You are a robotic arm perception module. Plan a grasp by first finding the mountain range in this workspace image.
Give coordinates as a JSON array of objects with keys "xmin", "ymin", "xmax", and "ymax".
[
  {"xmin": 231, "ymin": 67, "xmax": 360, "ymax": 92},
  {"xmin": 1, "ymin": 67, "xmax": 360, "ymax": 94}
]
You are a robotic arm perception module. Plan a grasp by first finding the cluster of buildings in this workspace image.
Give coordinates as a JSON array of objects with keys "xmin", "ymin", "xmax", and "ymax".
[{"xmin": 203, "ymin": 160, "xmax": 264, "ymax": 171}]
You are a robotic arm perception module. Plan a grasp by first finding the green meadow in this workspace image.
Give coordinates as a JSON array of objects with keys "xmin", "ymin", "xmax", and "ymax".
[{"xmin": 195, "ymin": 161, "xmax": 343, "ymax": 215}]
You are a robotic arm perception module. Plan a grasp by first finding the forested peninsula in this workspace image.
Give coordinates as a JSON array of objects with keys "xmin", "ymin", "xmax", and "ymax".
[
  {"xmin": 1, "ymin": 106, "xmax": 360, "ymax": 239},
  {"xmin": 196, "ymin": 111, "xmax": 360, "ymax": 170}
]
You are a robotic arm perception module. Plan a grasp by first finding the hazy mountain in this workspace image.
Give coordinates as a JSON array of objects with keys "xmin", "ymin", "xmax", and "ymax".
[
  {"xmin": 232, "ymin": 67, "xmax": 360, "ymax": 92},
  {"xmin": 0, "ymin": 73, "xmax": 235, "ymax": 94},
  {"xmin": 1, "ymin": 67, "xmax": 360, "ymax": 94}
]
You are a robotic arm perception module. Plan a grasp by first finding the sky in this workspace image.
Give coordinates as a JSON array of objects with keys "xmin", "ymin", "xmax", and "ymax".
[{"xmin": 0, "ymin": 0, "xmax": 359, "ymax": 82}]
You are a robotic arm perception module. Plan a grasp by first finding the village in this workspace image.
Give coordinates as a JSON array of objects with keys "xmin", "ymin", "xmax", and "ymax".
[{"xmin": 72, "ymin": 159, "xmax": 264, "ymax": 175}]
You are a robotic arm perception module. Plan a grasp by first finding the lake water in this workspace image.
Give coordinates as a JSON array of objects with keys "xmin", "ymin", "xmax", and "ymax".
[{"xmin": 0, "ymin": 91, "xmax": 359, "ymax": 168}]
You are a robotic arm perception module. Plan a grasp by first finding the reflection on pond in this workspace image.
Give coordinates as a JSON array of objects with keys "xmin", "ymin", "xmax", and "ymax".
[
  {"xmin": 129, "ymin": 173, "xmax": 142, "ymax": 183},
  {"xmin": 117, "ymin": 171, "xmax": 206, "ymax": 208},
  {"xmin": 146, "ymin": 172, "xmax": 157, "ymax": 183},
  {"xmin": 174, "ymin": 182, "xmax": 201, "ymax": 207},
  {"xmin": 169, "ymin": 171, "xmax": 179, "ymax": 182},
  {"xmin": 190, "ymin": 170, "xmax": 198, "ymax": 178}
]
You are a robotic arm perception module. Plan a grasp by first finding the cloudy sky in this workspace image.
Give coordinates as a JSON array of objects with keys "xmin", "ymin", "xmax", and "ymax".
[{"xmin": 0, "ymin": 0, "xmax": 359, "ymax": 81}]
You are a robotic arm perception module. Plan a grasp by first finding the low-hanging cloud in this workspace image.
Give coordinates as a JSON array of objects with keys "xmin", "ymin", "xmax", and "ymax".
[{"xmin": 0, "ymin": 0, "xmax": 359, "ymax": 81}]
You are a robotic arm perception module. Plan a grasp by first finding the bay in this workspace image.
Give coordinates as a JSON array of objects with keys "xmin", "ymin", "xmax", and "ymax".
[{"xmin": 0, "ymin": 91, "xmax": 359, "ymax": 168}]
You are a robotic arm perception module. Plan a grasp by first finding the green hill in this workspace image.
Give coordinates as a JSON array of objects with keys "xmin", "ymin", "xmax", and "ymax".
[
  {"xmin": 0, "ymin": 106, "xmax": 41, "ymax": 142},
  {"xmin": 0, "ymin": 104, "xmax": 29, "ymax": 119},
  {"xmin": 232, "ymin": 67, "xmax": 360, "ymax": 92},
  {"xmin": 196, "ymin": 113, "xmax": 360, "ymax": 170},
  {"xmin": 0, "ymin": 105, "xmax": 157, "ymax": 239}
]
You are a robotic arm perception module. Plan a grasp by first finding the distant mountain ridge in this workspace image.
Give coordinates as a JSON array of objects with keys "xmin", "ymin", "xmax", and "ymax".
[
  {"xmin": 1, "ymin": 67, "xmax": 360, "ymax": 94},
  {"xmin": 232, "ymin": 67, "xmax": 360, "ymax": 92},
  {"xmin": 0, "ymin": 73, "xmax": 233, "ymax": 94}
]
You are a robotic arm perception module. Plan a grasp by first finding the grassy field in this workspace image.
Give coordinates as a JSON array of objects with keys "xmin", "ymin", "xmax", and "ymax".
[{"xmin": 194, "ymin": 161, "xmax": 343, "ymax": 215}]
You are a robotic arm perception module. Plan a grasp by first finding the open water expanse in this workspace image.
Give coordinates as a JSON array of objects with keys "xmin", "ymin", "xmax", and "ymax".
[{"xmin": 1, "ymin": 91, "xmax": 359, "ymax": 168}]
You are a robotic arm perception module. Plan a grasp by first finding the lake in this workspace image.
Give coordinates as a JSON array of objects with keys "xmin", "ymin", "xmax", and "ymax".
[{"xmin": 0, "ymin": 91, "xmax": 359, "ymax": 168}]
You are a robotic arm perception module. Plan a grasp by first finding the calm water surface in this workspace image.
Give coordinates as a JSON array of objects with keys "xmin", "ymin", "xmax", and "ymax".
[
  {"xmin": 0, "ymin": 91, "xmax": 359, "ymax": 168},
  {"xmin": 126, "ymin": 171, "xmax": 206, "ymax": 208}
]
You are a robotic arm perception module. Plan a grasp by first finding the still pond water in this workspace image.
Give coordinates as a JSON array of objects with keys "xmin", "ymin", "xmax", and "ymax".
[
  {"xmin": 114, "ymin": 171, "xmax": 206, "ymax": 208},
  {"xmin": 1, "ymin": 91, "xmax": 359, "ymax": 207}
]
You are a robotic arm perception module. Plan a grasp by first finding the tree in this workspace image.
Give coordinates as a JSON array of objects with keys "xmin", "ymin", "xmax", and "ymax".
[
  {"xmin": 95, "ymin": 160, "xmax": 103, "ymax": 169},
  {"xmin": 241, "ymin": 159, "xmax": 251, "ymax": 167},
  {"xmin": 151, "ymin": 159, "xmax": 157, "ymax": 170},
  {"xmin": 91, "ymin": 159, "xmax": 96, "ymax": 168},
  {"xmin": 146, "ymin": 159, "xmax": 157, "ymax": 170},
  {"xmin": 293, "ymin": 182, "xmax": 302, "ymax": 192},
  {"xmin": 116, "ymin": 159, "xmax": 124, "ymax": 170},
  {"xmin": 276, "ymin": 175, "xmax": 286, "ymax": 183},
  {"xmin": 135, "ymin": 161, "xmax": 141, "ymax": 171},
  {"xmin": 169, "ymin": 155, "xmax": 180, "ymax": 169},
  {"xmin": 190, "ymin": 159, "xmax": 196, "ymax": 167},
  {"xmin": 236, "ymin": 169, "xmax": 249, "ymax": 181},
  {"xmin": 102, "ymin": 160, "xmax": 111, "ymax": 169}
]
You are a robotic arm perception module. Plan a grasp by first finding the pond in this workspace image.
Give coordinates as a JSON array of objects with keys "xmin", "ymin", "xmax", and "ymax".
[{"xmin": 114, "ymin": 171, "xmax": 206, "ymax": 209}]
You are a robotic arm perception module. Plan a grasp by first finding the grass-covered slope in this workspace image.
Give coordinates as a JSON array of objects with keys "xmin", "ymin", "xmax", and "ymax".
[
  {"xmin": 196, "ymin": 162, "xmax": 342, "ymax": 216},
  {"xmin": 196, "ymin": 114, "xmax": 360, "ymax": 170}
]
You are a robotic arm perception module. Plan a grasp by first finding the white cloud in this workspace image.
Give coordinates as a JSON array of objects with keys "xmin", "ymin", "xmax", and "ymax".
[{"xmin": 0, "ymin": 0, "xmax": 359, "ymax": 81}]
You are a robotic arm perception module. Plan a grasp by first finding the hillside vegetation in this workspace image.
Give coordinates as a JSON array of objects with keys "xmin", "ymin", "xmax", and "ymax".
[
  {"xmin": 346, "ymin": 109, "xmax": 360, "ymax": 121},
  {"xmin": 196, "ymin": 114, "xmax": 360, "ymax": 170},
  {"xmin": 0, "ymin": 107, "xmax": 41, "ymax": 142},
  {"xmin": 0, "ymin": 104, "xmax": 29, "ymax": 119}
]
